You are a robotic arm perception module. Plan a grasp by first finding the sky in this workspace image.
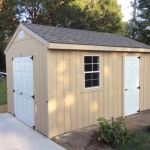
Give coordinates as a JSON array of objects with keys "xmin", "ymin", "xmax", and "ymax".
[{"xmin": 118, "ymin": 0, "xmax": 134, "ymax": 22}]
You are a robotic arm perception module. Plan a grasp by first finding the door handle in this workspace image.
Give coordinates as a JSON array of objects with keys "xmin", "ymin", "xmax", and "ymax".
[
  {"xmin": 125, "ymin": 89, "xmax": 128, "ymax": 91},
  {"xmin": 20, "ymin": 93, "xmax": 23, "ymax": 94}
]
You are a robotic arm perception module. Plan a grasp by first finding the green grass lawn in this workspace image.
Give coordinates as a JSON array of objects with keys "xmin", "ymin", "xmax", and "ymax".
[
  {"xmin": 116, "ymin": 127, "xmax": 150, "ymax": 150},
  {"xmin": 0, "ymin": 77, "xmax": 7, "ymax": 105}
]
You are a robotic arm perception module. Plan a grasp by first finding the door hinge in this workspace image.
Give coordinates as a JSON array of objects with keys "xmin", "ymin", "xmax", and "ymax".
[
  {"xmin": 14, "ymin": 114, "xmax": 16, "ymax": 117},
  {"xmin": 12, "ymin": 58, "xmax": 14, "ymax": 61},
  {"xmin": 137, "ymin": 109, "xmax": 140, "ymax": 113},
  {"xmin": 30, "ymin": 56, "xmax": 33, "ymax": 60},
  {"xmin": 125, "ymin": 89, "xmax": 128, "ymax": 91},
  {"xmin": 13, "ymin": 89, "xmax": 15, "ymax": 93},
  {"xmin": 137, "ymin": 86, "xmax": 140, "ymax": 89},
  {"xmin": 31, "ymin": 95, "xmax": 35, "ymax": 99},
  {"xmin": 137, "ymin": 56, "xmax": 140, "ymax": 59},
  {"xmin": 32, "ymin": 126, "xmax": 35, "ymax": 130}
]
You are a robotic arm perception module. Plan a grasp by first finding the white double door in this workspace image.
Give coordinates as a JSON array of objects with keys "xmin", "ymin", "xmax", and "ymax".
[
  {"xmin": 125, "ymin": 56, "xmax": 140, "ymax": 116},
  {"xmin": 13, "ymin": 56, "xmax": 34, "ymax": 128}
]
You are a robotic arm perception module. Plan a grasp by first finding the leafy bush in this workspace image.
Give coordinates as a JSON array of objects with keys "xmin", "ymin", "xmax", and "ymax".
[{"xmin": 97, "ymin": 117, "xmax": 130, "ymax": 145}]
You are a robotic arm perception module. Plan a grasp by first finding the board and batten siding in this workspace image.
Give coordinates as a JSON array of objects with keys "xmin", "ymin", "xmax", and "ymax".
[
  {"xmin": 6, "ymin": 30, "xmax": 48, "ymax": 136},
  {"xmin": 47, "ymin": 50, "xmax": 150, "ymax": 138}
]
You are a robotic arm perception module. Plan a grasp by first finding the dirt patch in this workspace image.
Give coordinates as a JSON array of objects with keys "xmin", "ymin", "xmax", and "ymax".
[
  {"xmin": 124, "ymin": 110, "xmax": 150, "ymax": 131},
  {"xmin": 0, "ymin": 105, "xmax": 7, "ymax": 114},
  {"xmin": 52, "ymin": 125, "xmax": 114, "ymax": 150},
  {"xmin": 52, "ymin": 110, "xmax": 150, "ymax": 150}
]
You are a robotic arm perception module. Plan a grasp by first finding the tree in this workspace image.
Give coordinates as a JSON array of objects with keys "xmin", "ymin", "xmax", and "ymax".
[
  {"xmin": 20, "ymin": 0, "xmax": 124, "ymax": 33},
  {"xmin": 20, "ymin": 0, "xmax": 88, "ymax": 29},
  {"xmin": 0, "ymin": 0, "xmax": 20, "ymax": 71},
  {"xmin": 134, "ymin": 0, "xmax": 150, "ymax": 45},
  {"xmin": 80, "ymin": 0, "xmax": 124, "ymax": 34}
]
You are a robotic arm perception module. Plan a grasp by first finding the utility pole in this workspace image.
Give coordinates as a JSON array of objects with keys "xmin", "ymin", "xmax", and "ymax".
[{"xmin": 132, "ymin": 0, "xmax": 137, "ymax": 39}]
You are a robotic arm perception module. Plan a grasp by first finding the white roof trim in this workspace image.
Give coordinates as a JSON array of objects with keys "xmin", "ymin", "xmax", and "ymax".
[{"xmin": 49, "ymin": 43, "xmax": 150, "ymax": 52}]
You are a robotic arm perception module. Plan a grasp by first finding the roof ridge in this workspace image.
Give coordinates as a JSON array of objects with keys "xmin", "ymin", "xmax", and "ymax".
[{"xmin": 21, "ymin": 23, "xmax": 120, "ymax": 36}]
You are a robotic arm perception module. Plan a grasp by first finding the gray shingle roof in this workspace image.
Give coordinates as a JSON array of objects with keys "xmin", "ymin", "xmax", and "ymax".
[{"xmin": 22, "ymin": 23, "xmax": 150, "ymax": 49}]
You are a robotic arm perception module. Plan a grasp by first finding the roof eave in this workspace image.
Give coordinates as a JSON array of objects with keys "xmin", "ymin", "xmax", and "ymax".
[{"xmin": 49, "ymin": 43, "xmax": 150, "ymax": 52}]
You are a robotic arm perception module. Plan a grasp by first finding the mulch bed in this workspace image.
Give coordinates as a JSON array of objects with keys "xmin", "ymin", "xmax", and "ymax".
[{"xmin": 52, "ymin": 110, "xmax": 150, "ymax": 150}]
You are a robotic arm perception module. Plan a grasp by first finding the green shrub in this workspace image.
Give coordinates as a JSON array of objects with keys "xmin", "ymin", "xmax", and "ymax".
[{"xmin": 97, "ymin": 117, "xmax": 130, "ymax": 145}]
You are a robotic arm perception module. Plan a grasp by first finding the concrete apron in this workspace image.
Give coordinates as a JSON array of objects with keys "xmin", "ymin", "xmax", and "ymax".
[{"xmin": 0, "ymin": 113, "xmax": 66, "ymax": 150}]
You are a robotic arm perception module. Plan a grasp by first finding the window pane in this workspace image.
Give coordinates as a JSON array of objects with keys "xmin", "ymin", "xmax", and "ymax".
[
  {"xmin": 85, "ymin": 64, "xmax": 92, "ymax": 72},
  {"xmin": 85, "ymin": 73, "xmax": 92, "ymax": 80},
  {"xmin": 93, "ymin": 64, "xmax": 99, "ymax": 71},
  {"xmin": 93, "ymin": 79, "xmax": 99, "ymax": 86},
  {"xmin": 92, "ymin": 73, "xmax": 99, "ymax": 79},
  {"xmin": 85, "ymin": 80, "xmax": 92, "ymax": 88},
  {"xmin": 93, "ymin": 56, "xmax": 99, "ymax": 63},
  {"xmin": 84, "ymin": 56, "xmax": 92, "ymax": 63}
]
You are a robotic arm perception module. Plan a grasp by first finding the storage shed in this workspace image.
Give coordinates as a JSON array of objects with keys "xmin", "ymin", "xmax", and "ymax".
[{"xmin": 5, "ymin": 23, "xmax": 150, "ymax": 138}]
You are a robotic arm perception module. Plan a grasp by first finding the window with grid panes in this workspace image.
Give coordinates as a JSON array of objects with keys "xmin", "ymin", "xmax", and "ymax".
[{"xmin": 84, "ymin": 56, "xmax": 100, "ymax": 89}]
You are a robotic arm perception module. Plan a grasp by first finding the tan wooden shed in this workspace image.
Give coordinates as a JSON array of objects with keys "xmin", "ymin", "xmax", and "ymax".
[{"xmin": 5, "ymin": 23, "xmax": 150, "ymax": 138}]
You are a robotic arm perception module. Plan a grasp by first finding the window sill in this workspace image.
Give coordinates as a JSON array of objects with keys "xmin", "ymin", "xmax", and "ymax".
[{"xmin": 80, "ymin": 87, "xmax": 103, "ymax": 93}]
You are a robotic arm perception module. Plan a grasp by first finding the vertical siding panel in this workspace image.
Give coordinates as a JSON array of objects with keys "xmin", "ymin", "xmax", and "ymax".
[
  {"xmin": 149, "ymin": 54, "xmax": 150, "ymax": 109},
  {"xmin": 143, "ymin": 54, "xmax": 147, "ymax": 110},
  {"xmin": 32, "ymin": 39, "xmax": 38, "ymax": 132},
  {"xmin": 89, "ymin": 92, "xmax": 93, "ymax": 126},
  {"xmin": 108, "ymin": 53, "xmax": 113, "ymax": 119},
  {"xmin": 145, "ymin": 54, "xmax": 148, "ymax": 110},
  {"xmin": 8, "ymin": 51, "xmax": 11, "ymax": 112},
  {"xmin": 37, "ymin": 41, "xmax": 42, "ymax": 132},
  {"xmin": 117, "ymin": 53, "xmax": 122, "ymax": 117},
  {"xmin": 140, "ymin": 54, "xmax": 143, "ymax": 111},
  {"xmin": 38, "ymin": 42, "xmax": 44, "ymax": 133},
  {"xmin": 93, "ymin": 91, "xmax": 99, "ymax": 124},
  {"xmin": 99, "ymin": 53, "xmax": 104, "ymax": 118},
  {"xmin": 146, "ymin": 54, "xmax": 149, "ymax": 110},
  {"xmin": 10, "ymin": 46, "xmax": 14, "ymax": 113},
  {"xmin": 6, "ymin": 51, "xmax": 10, "ymax": 112},
  {"xmin": 64, "ymin": 51, "xmax": 71, "ymax": 132},
  {"xmin": 49, "ymin": 50, "xmax": 58, "ymax": 137},
  {"xmin": 33, "ymin": 39, "xmax": 40, "ymax": 132},
  {"xmin": 99, "ymin": 91, "xmax": 103, "ymax": 117},
  {"xmin": 42, "ymin": 45, "xmax": 47, "ymax": 135},
  {"xmin": 103, "ymin": 52, "xmax": 109, "ymax": 119},
  {"xmin": 83, "ymin": 93, "xmax": 89, "ymax": 127},
  {"xmin": 39, "ymin": 43, "xmax": 45, "ymax": 134},
  {"xmin": 76, "ymin": 51, "xmax": 83, "ymax": 129},
  {"xmin": 113, "ymin": 53, "xmax": 118, "ymax": 118},
  {"xmin": 57, "ymin": 50, "xmax": 65, "ymax": 134},
  {"xmin": 70, "ymin": 51, "xmax": 77, "ymax": 130}
]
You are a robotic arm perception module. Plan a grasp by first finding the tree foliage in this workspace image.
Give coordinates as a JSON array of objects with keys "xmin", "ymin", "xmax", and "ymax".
[
  {"xmin": 20, "ymin": 0, "xmax": 88, "ymax": 29},
  {"xmin": 0, "ymin": 0, "xmax": 20, "ymax": 71},
  {"xmin": 84, "ymin": 0, "xmax": 124, "ymax": 34},
  {"xmin": 135, "ymin": 0, "xmax": 150, "ymax": 45}
]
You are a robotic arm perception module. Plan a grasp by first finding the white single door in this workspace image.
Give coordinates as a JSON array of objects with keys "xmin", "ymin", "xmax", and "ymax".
[
  {"xmin": 13, "ymin": 56, "xmax": 34, "ymax": 128},
  {"xmin": 125, "ymin": 56, "xmax": 140, "ymax": 116}
]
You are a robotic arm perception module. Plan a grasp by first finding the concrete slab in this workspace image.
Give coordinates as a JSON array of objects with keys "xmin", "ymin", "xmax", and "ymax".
[{"xmin": 0, "ymin": 113, "xmax": 66, "ymax": 150}]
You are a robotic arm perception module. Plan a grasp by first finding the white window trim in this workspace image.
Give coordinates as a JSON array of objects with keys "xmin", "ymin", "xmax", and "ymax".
[{"xmin": 84, "ymin": 55, "xmax": 101, "ymax": 90}]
